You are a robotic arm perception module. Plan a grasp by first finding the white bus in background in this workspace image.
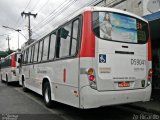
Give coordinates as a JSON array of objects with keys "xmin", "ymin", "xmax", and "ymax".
[
  {"xmin": 0, "ymin": 52, "xmax": 21, "ymax": 85},
  {"xmin": 19, "ymin": 7, "xmax": 152, "ymax": 109}
]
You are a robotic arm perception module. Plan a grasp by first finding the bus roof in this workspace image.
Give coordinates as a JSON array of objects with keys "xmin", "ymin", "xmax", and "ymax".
[
  {"xmin": 70, "ymin": 6, "xmax": 148, "ymax": 23},
  {"xmin": 23, "ymin": 6, "xmax": 148, "ymax": 50}
]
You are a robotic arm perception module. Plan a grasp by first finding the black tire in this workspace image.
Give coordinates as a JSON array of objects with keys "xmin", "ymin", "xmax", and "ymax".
[
  {"xmin": 43, "ymin": 82, "xmax": 53, "ymax": 108},
  {"xmin": 6, "ymin": 75, "xmax": 9, "ymax": 86},
  {"xmin": 1, "ymin": 75, "xmax": 3, "ymax": 83},
  {"xmin": 22, "ymin": 78, "xmax": 27, "ymax": 92}
]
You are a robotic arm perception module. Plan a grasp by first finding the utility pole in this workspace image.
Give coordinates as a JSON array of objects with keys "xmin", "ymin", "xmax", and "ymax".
[
  {"xmin": 6, "ymin": 36, "xmax": 11, "ymax": 51},
  {"xmin": 16, "ymin": 29, "xmax": 21, "ymax": 50},
  {"xmin": 2, "ymin": 25, "xmax": 28, "ymax": 51},
  {"xmin": 21, "ymin": 11, "xmax": 37, "ymax": 44}
]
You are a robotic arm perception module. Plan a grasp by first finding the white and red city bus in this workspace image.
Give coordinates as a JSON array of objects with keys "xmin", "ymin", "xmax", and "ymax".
[
  {"xmin": 19, "ymin": 7, "xmax": 152, "ymax": 109},
  {"xmin": 0, "ymin": 52, "xmax": 21, "ymax": 85}
]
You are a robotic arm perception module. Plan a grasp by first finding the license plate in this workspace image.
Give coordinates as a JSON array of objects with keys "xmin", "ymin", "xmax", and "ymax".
[{"xmin": 118, "ymin": 81, "xmax": 130, "ymax": 87}]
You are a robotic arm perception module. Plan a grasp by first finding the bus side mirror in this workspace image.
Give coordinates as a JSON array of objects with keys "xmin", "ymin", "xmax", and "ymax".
[{"xmin": 18, "ymin": 58, "xmax": 21, "ymax": 63}]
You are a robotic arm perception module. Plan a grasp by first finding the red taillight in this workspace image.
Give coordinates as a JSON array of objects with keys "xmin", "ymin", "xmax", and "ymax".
[
  {"xmin": 148, "ymin": 75, "xmax": 152, "ymax": 80},
  {"xmin": 89, "ymin": 75, "xmax": 95, "ymax": 81},
  {"xmin": 149, "ymin": 69, "xmax": 153, "ymax": 75},
  {"xmin": 148, "ymin": 69, "xmax": 152, "ymax": 83},
  {"xmin": 86, "ymin": 68, "xmax": 97, "ymax": 89}
]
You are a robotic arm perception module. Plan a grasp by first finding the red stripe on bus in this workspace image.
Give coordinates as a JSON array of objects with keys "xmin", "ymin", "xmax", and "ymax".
[
  {"xmin": 11, "ymin": 54, "xmax": 16, "ymax": 67},
  {"xmin": 148, "ymin": 37, "xmax": 152, "ymax": 61},
  {"xmin": 148, "ymin": 26, "xmax": 152, "ymax": 61},
  {"xmin": 80, "ymin": 11, "xmax": 95, "ymax": 57},
  {"xmin": 63, "ymin": 68, "xmax": 66, "ymax": 83}
]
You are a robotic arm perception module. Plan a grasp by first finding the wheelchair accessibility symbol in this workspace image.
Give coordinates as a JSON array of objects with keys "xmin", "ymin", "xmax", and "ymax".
[{"xmin": 99, "ymin": 54, "xmax": 106, "ymax": 63}]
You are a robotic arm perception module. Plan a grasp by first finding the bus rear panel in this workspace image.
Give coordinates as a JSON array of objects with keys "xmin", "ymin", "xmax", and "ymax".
[
  {"xmin": 0, "ymin": 52, "xmax": 21, "ymax": 83},
  {"xmin": 79, "ymin": 8, "xmax": 152, "ymax": 108}
]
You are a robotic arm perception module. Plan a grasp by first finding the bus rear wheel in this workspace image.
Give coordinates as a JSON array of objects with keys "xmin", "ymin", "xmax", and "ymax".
[
  {"xmin": 6, "ymin": 75, "xmax": 9, "ymax": 86},
  {"xmin": 1, "ymin": 75, "xmax": 3, "ymax": 83},
  {"xmin": 43, "ymin": 82, "xmax": 53, "ymax": 108}
]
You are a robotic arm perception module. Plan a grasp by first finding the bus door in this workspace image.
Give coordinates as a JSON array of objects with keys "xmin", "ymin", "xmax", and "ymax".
[
  {"xmin": 23, "ymin": 47, "xmax": 33, "ymax": 86},
  {"xmin": 16, "ymin": 53, "xmax": 21, "ymax": 74},
  {"xmin": 14, "ymin": 53, "xmax": 21, "ymax": 81}
]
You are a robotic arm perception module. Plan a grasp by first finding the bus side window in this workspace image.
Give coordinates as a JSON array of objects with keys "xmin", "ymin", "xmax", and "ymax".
[
  {"xmin": 30, "ymin": 45, "xmax": 35, "ymax": 63},
  {"xmin": 42, "ymin": 36, "xmax": 49, "ymax": 61},
  {"xmin": 9, "ymin": 56, "xmax": 12, "ymax": 67},
  {"xmin": 49, "ymin": 31, "xmax": 56, "ymax": 60},
  {"xmin": 24, "ymin": 51, "xmax": 26, "ymax": 64},
  {"xmin": 28, "ymin": 47, "xmax": 31, "ymax": 63},
  {"xmin": 22, "ymin": 51, "xmax": 24, "ymax": 64},
  {"xmin": 18, "ymin": 56, "xmax": 21, "ymax": 64},
  {"xmin": 33, "ymin": 43, "xmax": 38, "ymax": 62},
  {"xmin": 6, "ymin": 57, "xmax": 8, "ymax": 67},
  {"xmin": 59, "ymin": 23, "xmax": 72, "ymax": 58},
  {"xmin": 38, "ymin": 40, "xmax": 43, "ymax": 62},
  {"xmin": 25, "ymin": 49, "xmax": 29, "ymax": 64},
  {"xmin": 55, "ymin": 30, "xmax": 61, "ymax": 58},
  {"xmin": 70, "ymin": 19, "xmax": 79, "ymax": 55}
]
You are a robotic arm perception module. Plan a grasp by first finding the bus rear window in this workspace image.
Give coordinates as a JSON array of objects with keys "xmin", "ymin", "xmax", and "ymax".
[{"xmin": 92, "ymin": 12, "xmax": 149, "ymax": 44}]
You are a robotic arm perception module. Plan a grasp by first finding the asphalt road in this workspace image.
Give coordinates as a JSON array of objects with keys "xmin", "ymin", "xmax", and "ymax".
[{"xmin": 0, "ymin": 81, "xmax": 158, "ymax": 120}]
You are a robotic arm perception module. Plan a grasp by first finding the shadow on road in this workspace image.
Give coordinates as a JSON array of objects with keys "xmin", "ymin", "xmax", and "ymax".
[{"xmin": 1, "ymin": 81, "xmax": 21, "ymax": 87}]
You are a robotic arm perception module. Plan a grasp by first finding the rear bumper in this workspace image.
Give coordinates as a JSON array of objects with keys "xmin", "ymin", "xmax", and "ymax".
[{"xmin": 80, "ymin": 85, "xmax": 151, "ymax": 109}]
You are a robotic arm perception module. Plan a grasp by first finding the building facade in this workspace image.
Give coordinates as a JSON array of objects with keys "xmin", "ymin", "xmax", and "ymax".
[{"xmin": 96, "ymin": 0, "xmax": 160, "ymax": 17}]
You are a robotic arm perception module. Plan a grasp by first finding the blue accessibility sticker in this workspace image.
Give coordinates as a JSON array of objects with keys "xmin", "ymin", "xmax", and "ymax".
[{"xmin": 99, "ymin": 54, "xmax": 106, "ymax": 63}]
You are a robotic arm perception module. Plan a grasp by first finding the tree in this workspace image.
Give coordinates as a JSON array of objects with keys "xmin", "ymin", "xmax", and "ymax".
[{"xmin": 0, "ymin": 50, "xmax": 15, "ymax": 58}]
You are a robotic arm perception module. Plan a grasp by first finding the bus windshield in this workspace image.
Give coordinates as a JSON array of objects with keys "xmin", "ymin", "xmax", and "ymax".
[{"xmin": 92, "ymin": 11, "xmax": 149, "ymax": 44}]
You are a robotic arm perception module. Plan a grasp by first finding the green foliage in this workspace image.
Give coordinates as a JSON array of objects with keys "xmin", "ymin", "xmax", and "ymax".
[
  {"xmin": 0, "ymin": 51, "xmax": 8, "ymax": 58},
  {"xmin": 0, "ymin": 50, "xmax": 14, "ymax": 58}
]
